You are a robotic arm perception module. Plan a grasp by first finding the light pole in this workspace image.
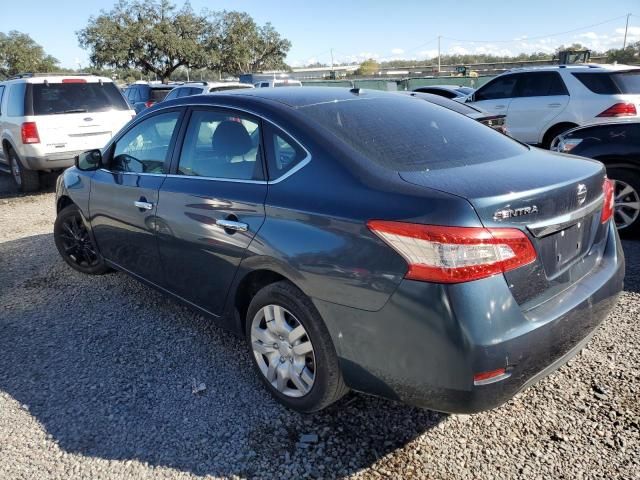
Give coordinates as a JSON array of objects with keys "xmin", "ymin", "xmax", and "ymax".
[
  {"xmin": 623, "ymin": 13, "xmax": 631, "ymax": 49},
  {"xmin": 437, "ymin": 35, "xmax": 441, "ymax": 74}
]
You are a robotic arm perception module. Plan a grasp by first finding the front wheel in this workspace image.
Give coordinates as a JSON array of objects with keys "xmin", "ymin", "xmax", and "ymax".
[
  {"xmin": 608, "ymin": 168, "xmax": 640, "ymax": 236},
  {"xmin": 246, "ymin": 281, "xmax": 348, "ymax": 412},
  {"xmin": 54, "ymin": 204, "xmax": 111, "ymax": 274}
]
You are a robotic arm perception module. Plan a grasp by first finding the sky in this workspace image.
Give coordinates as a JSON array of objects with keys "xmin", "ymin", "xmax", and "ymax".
[{"xmin": 2, "ymin": 0, "xmax": 640, "ymax": 68}]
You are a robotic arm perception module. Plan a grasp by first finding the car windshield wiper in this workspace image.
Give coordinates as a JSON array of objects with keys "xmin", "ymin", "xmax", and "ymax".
[{"xmin": 64, "ymin": 108, "xmax": 89, "ymax": 113}]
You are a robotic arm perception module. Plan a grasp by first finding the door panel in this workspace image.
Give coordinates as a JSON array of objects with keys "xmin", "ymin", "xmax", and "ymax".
[
  {"xmin": 156, "ymin": 107, "xmax": 267, "ymax": 315},
  {"xmin": 469, "ymin": 74, "xmax": 518, "ymax": 115},
  {"xmin": 89, "ymin": 109, "xmax": 183, "ymax": 282}
]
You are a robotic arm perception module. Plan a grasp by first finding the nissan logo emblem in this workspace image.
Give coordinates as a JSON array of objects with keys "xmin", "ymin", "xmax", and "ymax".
[{"xmin": 577, "ymin": 184, "xmax": 587, "ymax": 206}]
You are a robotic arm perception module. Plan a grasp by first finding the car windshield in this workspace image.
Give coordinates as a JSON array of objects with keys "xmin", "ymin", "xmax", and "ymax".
[
  {"xmin": 30, "ymin": 82, "xmax": 129, "ymax": 115},
  {"xmin": 301, "ymin": 96, "xmax": 527, "ymax": 172}
]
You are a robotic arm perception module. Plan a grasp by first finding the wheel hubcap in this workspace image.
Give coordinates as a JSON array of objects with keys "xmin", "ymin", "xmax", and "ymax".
[
  {"xmin": 250, "ymin": 304, "xmax": 316, "ymax": 398},
  {"xmin": 613, "ymin": 179, "xmax": 640, "ymax": 230},
  {"xmin": 59, "ymin": 214, "xmax": 100, "ymax": 267}
]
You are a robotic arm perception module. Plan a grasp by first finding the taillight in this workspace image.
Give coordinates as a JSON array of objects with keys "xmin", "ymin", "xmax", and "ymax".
[
  {"xmin": 601, "ymin": 178, "xmax": 615, "ymax": 224},
  {"xmin": 62, "ymin": 78, "xmax": 86, "ymax": 83},
  {"xmin": 21, "ymin": 122, "xmax": 40, "ymax": 144},
  {"xmin": 596, "ymin": 103, "xmax": 637, "ymax": 117},
  {"xmin": 145, "ymin": 100, "xmax": 155, "ymax": 108},
  {"xmin": 367, "ymin": 221, "xmax": 537, "ymax": 284}
]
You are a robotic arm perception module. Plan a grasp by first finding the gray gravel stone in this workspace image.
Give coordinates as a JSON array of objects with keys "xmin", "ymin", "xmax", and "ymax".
[{"xmin": 0, "ymin": 174, "xmax": 639, "ymax": 479}]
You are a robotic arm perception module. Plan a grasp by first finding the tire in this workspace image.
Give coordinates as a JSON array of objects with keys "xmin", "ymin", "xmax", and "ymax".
[
  {"xmin": 9, "ymin": 149, "xmax": 40, "ymax": 192},
  {"xmin": 542, "ymin": 124, "xmax": 577, "ymax": 149},
  {"xmin": 54, "ymin": 204, "xmax": 111, "ymax": 275},
  {"xmin": 245, "ymin": 280, "xmax": 348, "ymax": 412},
  {"xmin": 607, "ymin": 167, "xmax": 640, "ymax": 236}
]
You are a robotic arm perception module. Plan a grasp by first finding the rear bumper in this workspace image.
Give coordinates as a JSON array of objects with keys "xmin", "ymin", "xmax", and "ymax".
[
  {"xmin": 23, "ymin": 151, "xmax": 82, "ymax": 171},
  {"xmin": 313, "ymin": 222, "xmax": 624, "ymax": 413}
]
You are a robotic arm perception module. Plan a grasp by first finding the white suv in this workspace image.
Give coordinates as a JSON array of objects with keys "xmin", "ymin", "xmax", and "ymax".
[
  {"xmin": 162, "ymin": 81, "xmax": 253, "ymax": 101},
  {"xmin": 0, "ymin": 73, "xmax": 135, "ymax": 191},
  {"xmin": 467, "ymin": 64, "xmax": 640, "ymax": 147}
]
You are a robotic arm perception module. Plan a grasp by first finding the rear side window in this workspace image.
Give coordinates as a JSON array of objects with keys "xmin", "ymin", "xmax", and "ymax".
[
  {"xmin": 7, "ymin": 83, "xmax": 26, "ymax": 116},
  {"xmin": 474, "ymin": 75, "xmax": 518, "ymax": 101},
  {"xmin": 0, "ymin": 85, "xmax": 5, "ymax": 114},
  {"xmin": 177, "ymin": 109, "xmax": 263, "ymax": 180},
  {"xmin": 263, "ymin": 123, "xmax": 308, "ymax": 180},
  {"xmin": 302, "ymin": 96, "xmax": 527, "ymax": 172},
  {"xmin": 573, "ymin": 71, "xmax": 640, "ymax": 94},
  {"xmin": 516, "ymin": 72, "xmax": 568, "ymax": 97},
  {"xmin": 29, "ymin": 82, "xmax": 129, "ymax": 115}
]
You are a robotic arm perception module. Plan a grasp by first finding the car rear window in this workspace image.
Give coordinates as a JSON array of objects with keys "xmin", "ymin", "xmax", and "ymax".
[
  {"xmin": 150, "ymin": 88, "xmax": 173, "ymax": 103},
  {"xmin": 301, "ymin": 96, "xmax": 527, "ymax": 171},
  {"xmin": 29, "ymin": 82, "xmax": 129, "ymax": 115},
  {"xmin": 573, "ymin": 71, "xmax": 640, "ymax": 94}
]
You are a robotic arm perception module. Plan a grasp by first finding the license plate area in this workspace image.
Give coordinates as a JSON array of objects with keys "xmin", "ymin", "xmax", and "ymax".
[{"xmin": 554, "ymin": 223, "xmax": 584, "ymax": 266}]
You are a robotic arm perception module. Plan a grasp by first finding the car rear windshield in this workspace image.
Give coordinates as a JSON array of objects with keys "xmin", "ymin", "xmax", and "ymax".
[
  {"xmin": 150, "ymin": 88, "xmax": 173, "ymax": 103},
  {"xmin": 573, "ymin": 71, "xmax": 640, "ymax": 94},
  {"xmin": 29, "ymin": 82, "xmax": 129, "ymax": 115},
  {"xmin": 300, "ymin": 96, "xmax": 527, "ymax": 171}
]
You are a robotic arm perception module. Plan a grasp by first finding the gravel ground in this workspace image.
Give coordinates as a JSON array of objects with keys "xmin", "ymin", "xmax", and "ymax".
[{"xmin": 0, "ymin": 173, "xmax": 638, "ymax": 480}]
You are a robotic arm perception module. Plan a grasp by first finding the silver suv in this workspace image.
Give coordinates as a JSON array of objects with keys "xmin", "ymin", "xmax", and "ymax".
[{"xmin": 0, "ymin": 73, "xmax": 135, "ymax": 191}]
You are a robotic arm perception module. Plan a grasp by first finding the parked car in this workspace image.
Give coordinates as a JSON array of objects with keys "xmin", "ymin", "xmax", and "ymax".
[
  {"xmin": 162, "ymin": 82, "xmax": 253, "ymax": 101},
  {"xmin": 254, "ymin": 79, "xmax": 303, "ymax": 88},
  {"xmin": 123, "ymin": 82, "xmax": 177, "ymax": 113},
  {"xmin": 404, "ymin": 92, "xmax": 508, "ymax": 134},
  {"xmin": 467, "ymin": 64, "xmax": 640, "ymax": 147},
  {"xmin": 54, "ymin": 88, "xmax": 623, "ymax": 414},
  {"xmin": 0, "ymin": 73, "xmax": 135, "ymax": 192},
  {"xmin": 412, "ymin": 84, "xmax": 475, "ymax": 100},
  {"xmin": 551, "ymin": 120, "xmax": 640, "ymax": 234}
]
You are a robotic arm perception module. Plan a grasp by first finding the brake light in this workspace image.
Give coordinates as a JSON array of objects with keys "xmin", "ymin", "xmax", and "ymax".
[
  {"xmin": 21, "ymin": 122, "xmax": 40, "ymax": 144},
  {"xmin": 596, "ymin": 103, "xmax": 637, "ymax": 117},
  {"xmin": 145, "ymin": 100, "xmax": 155, "ymax": 108},
  {"xmin": 473, "ymin": 368, "xmax": 511, "ymax": 386},
  {"xmin": 367, "ymin": 222, "xmax": 537, "ymax": 283},
  {"xmin": 62, "ymin": 78, "xmax": 86, "ymax": 83},
  {"xmin": 601, "ymin": 178, "xmax": 615, "ymax": 224}
]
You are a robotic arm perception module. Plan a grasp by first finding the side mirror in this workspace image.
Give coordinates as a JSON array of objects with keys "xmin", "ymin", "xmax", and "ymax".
[{"xmin": 75, "ymin": 149, "xmax": 102, "ymax": 171}]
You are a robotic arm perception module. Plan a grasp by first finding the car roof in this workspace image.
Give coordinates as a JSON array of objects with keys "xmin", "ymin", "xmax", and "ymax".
[
  {"xmin": 506, "ymin": 64, "xmax": 640, "ymax": 74},
  {"xmin": 1, "ymin": 74, "xmax": 112, "ymax": 84}
]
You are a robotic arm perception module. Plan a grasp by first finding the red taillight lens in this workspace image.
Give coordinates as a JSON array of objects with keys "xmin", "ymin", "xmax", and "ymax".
[
  {"xmin": 601, "ymin": 178, "xmax": 615, "ymax": 224},
  {"xmin": 145, "ymin": 100, "xmax": 155, "ymax": 108},
  {"xmin": 473, "ymin": 368, "xmax": 510, "ymax": 386},
  {"xmin": 367, "ymin": 222, "xmax": 537, "ymax": 284},
  {"xmin": 596, "ymin": 103, "xmax": 637, "ymax": 117},
  {"xmin": 21, "ymin": 122, "xmax": 40, "ymax": 144}
]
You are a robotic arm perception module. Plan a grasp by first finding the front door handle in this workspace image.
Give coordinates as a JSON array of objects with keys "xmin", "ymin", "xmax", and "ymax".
[
  {"xmin": 547, "ymin": 103, "xmax": 562, "ymax": 108},
  {"xmin": 494, "ymin": 105, "xmax": 506, "ymax": 110},
  {"xmin": 134, "ymin": 200, "xmax": 154, "ymax": 210},
  {"xmin": 216, "ymin": 219, "xmax": 248, "ymax": 232}
]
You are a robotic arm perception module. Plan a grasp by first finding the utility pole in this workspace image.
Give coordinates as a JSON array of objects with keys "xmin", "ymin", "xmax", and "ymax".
[
  {"xmin": 437, "ymin": 35, "xmax": 441, "ymax": 74},
  {"xmin": 623, "ymin": 13, "xmax": 631, "ymax": 49},
  {"xmin": 330, "ymin": 48, "xmax": 334, "ymax": 69}
]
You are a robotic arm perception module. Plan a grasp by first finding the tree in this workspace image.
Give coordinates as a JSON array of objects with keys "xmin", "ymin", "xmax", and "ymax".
[
  {"xmin": 214, "ymin": 11, "xmax": 291, "ymax": 76},
  {"xmin": 606, "ymin": 42, "xmax": 640, "ymax": 65},
  {"xmin": 356, "ymin": 59, "xmax": 380, "ymax": 76},
  {"xmin": 78, "ymin": 0, "xmax": 221, "ymax": 83},
  {"xmin": 78, "ymin": 1, "xmax": 291, "ymax": 83},
  {"xmin": 0, "ymin": 31, "xmax": 59, "ymax": 78}
]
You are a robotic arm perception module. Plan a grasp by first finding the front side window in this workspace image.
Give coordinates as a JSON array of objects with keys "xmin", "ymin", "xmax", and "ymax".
[
  {"xmin": 516, "ymin": 72, "xmax": 568, "ymax": 97},
  {"xmin": 177, "ymin": 109, "xmax": 263, "ymax": 180},
  {"xmin": 7, "ymin": 83, "xmax": 26, "ymax": 116},
  {"xmin": 110, "ymin": 111, "xmax": 180, "ymax": 173},
  {"xmin": 474, "ymin": 75, "xmax": 518, "ymax": 101}
]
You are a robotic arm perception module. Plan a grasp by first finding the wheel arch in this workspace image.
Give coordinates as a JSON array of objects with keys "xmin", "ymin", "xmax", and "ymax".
[
  {"xmin": 57, "ymin": 195, "xmax": 75, "ymax": 213},
  {"xmin": 541, "ymin": 121, "xmax": 579, "ymax": 147}
]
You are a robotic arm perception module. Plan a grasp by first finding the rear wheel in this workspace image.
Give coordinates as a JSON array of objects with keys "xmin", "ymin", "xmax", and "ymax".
[
  {"xmin": 246, "ymin": 281, "xmax": 348, "ymax": 412},
  {"xmin": 54, "ymin": 204, "xmax": 111, "ymax": 274},
  {"xmin": 608, "ymin": 168, "xmax": 640, "ymax": 236},
  {"xmin": 542, "ymin": 123, "xmax": 577, "ymax": 149},
  {"xmin": 9, "ymin": 149, "xmax": 40, "ymax": 192}
]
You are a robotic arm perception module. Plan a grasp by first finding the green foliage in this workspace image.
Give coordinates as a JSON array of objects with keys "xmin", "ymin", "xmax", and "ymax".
[
  {"xmin": 0, "ymin": 31, "xmax": 59, "ymax": 78},
  {"xmin": 606, "ymin": 42, "xmax": 640, "ymax": 65},
  {"xmin": 77, "ymin": 0, "xmax": 291, "ymax": 82},
  {"xmin": 356, "ymin": 59, "xmax": 380, "ymax": 76}
]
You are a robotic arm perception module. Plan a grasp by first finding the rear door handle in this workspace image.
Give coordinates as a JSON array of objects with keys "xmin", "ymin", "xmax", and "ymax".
[
  {"xmin": 134, "ymin": 200, "xmax": 154, "ymax": 210},
  {"xmin": 494, "ymin": 105, "xmax": 506, "ymax": 110},
  {"xmin": 216, "ymin": 219, "xmax": 248, "ymax": 232},
  {"xmin": 547, "ymin": 103, "xmax": 562, "ymax": 108}
]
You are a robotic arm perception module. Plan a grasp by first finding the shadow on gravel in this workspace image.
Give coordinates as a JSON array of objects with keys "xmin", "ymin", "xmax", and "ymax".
[
  {"xmin": 0, "ymin": 233, "xmax": 445, "ymax": 479},
  {"xmin": 620, "ymin": 239, "xmax": 640, "ymax": 294},
  {"xmin": 0, "ymin": 172, "xmax": 57, "ymax": 199}
]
